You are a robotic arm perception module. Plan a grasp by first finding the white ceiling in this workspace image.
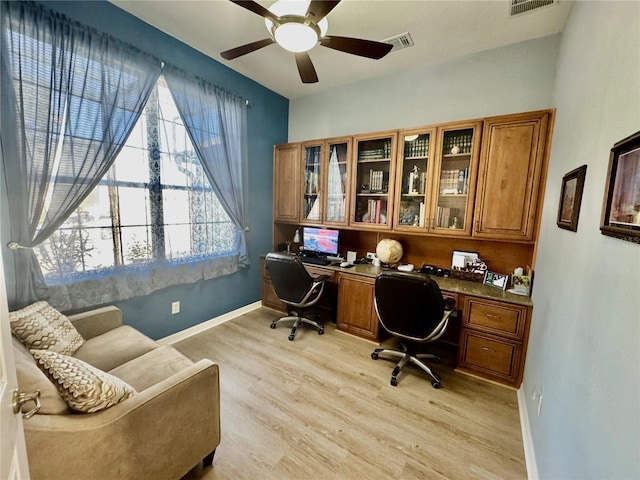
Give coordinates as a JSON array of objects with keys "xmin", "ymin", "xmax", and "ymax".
[{"xmin": 109, "ymin": 0, "xmax": 574, "ymax": 100}]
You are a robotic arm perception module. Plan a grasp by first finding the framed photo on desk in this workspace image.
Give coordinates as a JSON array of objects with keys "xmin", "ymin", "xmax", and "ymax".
[{"xmin": 483, "ymin": 271, "xmax": 508, "ymax": 290}]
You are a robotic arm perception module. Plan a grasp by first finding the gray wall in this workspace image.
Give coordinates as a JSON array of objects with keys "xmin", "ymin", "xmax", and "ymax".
[
  {"xmin": 289, "ymin": 34, "xmax": 559, "ymax": 141},
  {"xmin": 288, "ymin": 4, "xmax": 640, "ymax": 477},
  {"xmin": 526, "ymin": 2, "xmax": 639, "ymax": 478}
]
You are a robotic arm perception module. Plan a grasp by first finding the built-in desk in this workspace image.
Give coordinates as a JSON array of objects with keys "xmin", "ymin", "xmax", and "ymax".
[{"xmin": 261, "ymin": 258, "xmax": 532, "ymax": 388}]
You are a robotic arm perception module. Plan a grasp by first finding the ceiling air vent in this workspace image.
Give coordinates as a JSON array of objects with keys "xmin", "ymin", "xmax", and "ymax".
[
  {"xmin": 382, "ymin": 32, "xmax": 414, "ymax": 53},
  {"xmin": 510, "ymin": 0, "xmax": 556, "ymax": 16}
]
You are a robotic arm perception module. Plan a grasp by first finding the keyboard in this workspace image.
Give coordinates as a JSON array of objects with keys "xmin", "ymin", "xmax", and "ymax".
[{"xmin": 300, "ymin": 256, "xmax": 331, "ymax": 266}]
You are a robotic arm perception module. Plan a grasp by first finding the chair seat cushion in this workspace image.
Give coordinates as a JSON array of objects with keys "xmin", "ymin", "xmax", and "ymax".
[
  {"xmin": 73, "ymin": 325, "xmax": 158, "ymax": 371},
  {"xmin": 109, "ymin": 346, "xmax": 194, "ymax": 391}
]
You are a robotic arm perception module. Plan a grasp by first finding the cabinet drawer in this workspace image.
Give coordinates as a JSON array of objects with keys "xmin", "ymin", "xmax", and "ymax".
[
  {"xmin": 464, "ymin": 297, "xmax": 527, "ymax": 340},
  {"xmin": 304, "ymin": 265, "xmax": 336, "ymax": 282},
  {"xmin": 459, "ymin": 331, "xmax": 522, "ymax": 386}
]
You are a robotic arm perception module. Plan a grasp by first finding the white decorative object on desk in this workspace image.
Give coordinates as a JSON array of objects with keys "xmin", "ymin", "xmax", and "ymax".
[
  {"xmin": 376, "ymin": 238, "xmax": 403, "ymax": 265},
  {"xmin": 397, "ymin": 264, "xmax": 414, "ymax": 272}
]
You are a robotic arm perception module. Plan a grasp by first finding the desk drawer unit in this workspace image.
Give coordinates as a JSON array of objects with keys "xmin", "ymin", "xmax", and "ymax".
[
  {"xmin": 464, "ymin": 297, "xmax": 527, "ymax": 341},
  {"xmin": 459, "ymin": 331, "xmax": 522, "ymax": 383},
  {"xmin": 457, "ymin": 295, "xmax": 531, "ymax": 387},
  {"xmin": 261, "ymin": 259, "xmax": 285, "ymax": 312},
  {"xmin": 304, "ymin": 265, "xmax": 336, "ymax": 282}
]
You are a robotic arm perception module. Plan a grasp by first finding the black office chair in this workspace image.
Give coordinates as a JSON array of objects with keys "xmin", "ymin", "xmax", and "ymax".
[
  {"xmin": 265, "ymin": 252, "xmax": 329, "ymax": 341},
  {"xmin": 371, "ymin": 271, "xmax": 455, "ymax": 388}
]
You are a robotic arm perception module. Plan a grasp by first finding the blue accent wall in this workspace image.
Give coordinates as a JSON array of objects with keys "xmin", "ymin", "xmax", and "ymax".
[{"xmin": 24, "ymin": 1, "xmax": 288, "ymax": 338}]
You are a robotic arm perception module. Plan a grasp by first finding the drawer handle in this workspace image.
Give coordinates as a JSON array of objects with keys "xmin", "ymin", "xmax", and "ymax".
[
  {"xmin": 482, "ymin": 347, "xmax": 496, "ymax": 353},
  {"xmin": 485, "ymin": 313, "xmax": 502, "ymax": 320}
]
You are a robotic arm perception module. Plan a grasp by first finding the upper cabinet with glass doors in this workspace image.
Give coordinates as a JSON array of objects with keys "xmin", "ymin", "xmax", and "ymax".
[
  {"xmin": 301, "ymin": 137, "xmax": 352, "ymax": 226},
  {"xmin": 302, "ymin": 141, "xmax": 323, "ymax": 223},
  {"xmin": 428, "ymin": 121, "xmax": 482, "ymax": 236},
  {"xmin": 393, "ymin": 128, "xmax": 436, "ymax": 231},
  {"xmin": 350, "ymin": 132, "xmax": 397, "ymax": 229}
]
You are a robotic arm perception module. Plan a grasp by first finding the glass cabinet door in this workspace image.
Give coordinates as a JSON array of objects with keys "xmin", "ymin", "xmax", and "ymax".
[
  {"xmin": 429, "ymin": 122, "xmax": 481, "ymax": 235},
  {"xmin": 351, "ymin": 133, "xmax": 396, "ymax": 229},
  {"xmin": 302, "ymin": 142, "xmax": 323, "ymax": 223},
  {"xmin": 394, "ymin": 128, "xmax": 435, "ymax": 230},
  {"xmin": 324, "ymin": 138, "xmax": 351, "ymax": 226}
]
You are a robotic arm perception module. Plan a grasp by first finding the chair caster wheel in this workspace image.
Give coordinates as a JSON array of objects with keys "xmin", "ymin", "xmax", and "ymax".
[
  {"xmin": 318, "ymin": 327, "xmax": 324, "ymax": 335},
  {"xmin": 288, "ymin": 335, "xmax": 295, "ymax": 341},
  {"xmin": 390, "ymin": 377, "xmax": 398, "ymax": 387},
  {"xmin": 371, "ymin": 352, "xmax": 379, "ymax": 360},
  {"xmin": 431, "ymin": 381, "xmax": 441, "ymax": 389},
  {"xmin": 270, "ymin": 322, "xmax": 276, "ymax": 329}
]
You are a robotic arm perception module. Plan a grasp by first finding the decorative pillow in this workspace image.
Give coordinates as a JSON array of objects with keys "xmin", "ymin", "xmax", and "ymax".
[
  {"xmin": 31, "ymin": 350, "xmax": 136, "ymax": 413},
  {"xmin": 10, "ymin": 301, "xmax": 84, "ymax": 355}
]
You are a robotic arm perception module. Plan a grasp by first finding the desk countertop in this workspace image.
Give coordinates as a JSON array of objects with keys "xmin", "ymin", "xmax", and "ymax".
[{"xmin": 323, "ymin": 263, "xmax": 533, "ymax": 307}]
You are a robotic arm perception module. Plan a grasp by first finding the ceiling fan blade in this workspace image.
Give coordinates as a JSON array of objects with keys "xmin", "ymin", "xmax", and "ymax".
[
  {"xmin": 230, "ymin": 0, "xmax": 279, "ymax": 24},
  {"xmin": 320, "ymin": 36, "xmax": 393, "ymax": 60},
  {"xmin": 294, "ymin": 52, "xmax": 318, "ymax": 84},
  {"xmin": 305, "ymin": 0, "xmax": 341, "ymax": 24},
  {"xmin": 221, "ymin": 38, "xmax": 275, "ymax": 60}
]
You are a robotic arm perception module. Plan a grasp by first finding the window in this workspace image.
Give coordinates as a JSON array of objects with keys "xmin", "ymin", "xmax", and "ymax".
[{"xmin": 36, "ymin": 77, "xmax": 239, "ymax": 282}]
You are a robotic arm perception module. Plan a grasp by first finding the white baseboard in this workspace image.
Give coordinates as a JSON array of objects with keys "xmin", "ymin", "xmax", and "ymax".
[
  {"xmin": 518, "ymin": 387, "xmax": 539, "ymax": 480},
  {"xmin": 158, "ymin": 301, "xmax": 262, "ymax": 345}
]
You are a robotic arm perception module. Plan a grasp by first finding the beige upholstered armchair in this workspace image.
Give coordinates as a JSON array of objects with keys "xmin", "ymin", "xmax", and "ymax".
[{"xmin": 12, "ymin": 304, "xmax": 221, "ymax": 480}]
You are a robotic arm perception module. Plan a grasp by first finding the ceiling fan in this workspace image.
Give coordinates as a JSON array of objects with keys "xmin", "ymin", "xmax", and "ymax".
[{"xmin": 221, "ymin": 0, "xmax": 393, "ymax": 84}]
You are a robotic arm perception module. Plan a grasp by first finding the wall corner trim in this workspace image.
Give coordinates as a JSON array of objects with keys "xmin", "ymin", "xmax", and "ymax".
[
  {"xmin": 158, "ymin": 301, "xmax": 262, "ymax": 345},
  {"xmin": 518, "ymin": 386, "xmax": 539, "ymax": 480}
]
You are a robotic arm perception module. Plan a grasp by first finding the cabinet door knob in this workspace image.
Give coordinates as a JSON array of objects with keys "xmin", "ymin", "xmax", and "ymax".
[
  {"xmin": 482, "ymin": 346, "xmax": 496, "ymax": 353},
  {"xmin": 486, "ymin": 313, "xmax": 501, "ymax": 320}
]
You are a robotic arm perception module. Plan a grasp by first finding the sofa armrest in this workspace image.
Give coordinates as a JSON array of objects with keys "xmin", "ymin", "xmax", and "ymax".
[
  {"xmin": 68, "ymin": 306, "xmax": 123, "ymax": 339},
  {"xmin": 23, "ymin": 359, "xmax": 220, "ymax": 480}
]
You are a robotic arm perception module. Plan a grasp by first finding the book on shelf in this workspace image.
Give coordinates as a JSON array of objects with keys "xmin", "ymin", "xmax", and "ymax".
[
  {"xmin": 365, "ymin": 198, "xmax": 386, "ymax": 224},
  {"xmin": 439, "ymin": 168, "xmax": 469, "ymax": 194},
  {"xmin": 368, "ymin": 169, "xmax": 386, "ymax": 192}
]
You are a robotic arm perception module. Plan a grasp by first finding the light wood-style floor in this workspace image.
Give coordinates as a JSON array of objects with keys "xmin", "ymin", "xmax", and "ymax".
[{"xmin": 177, "ymin": 307, "xmax": 527, "ymax": 480}]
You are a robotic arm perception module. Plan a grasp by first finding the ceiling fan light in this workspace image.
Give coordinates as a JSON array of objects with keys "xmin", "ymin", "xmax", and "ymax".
[
  {"xmin": 265, "ymin": 1, "xmax": 329, "ymax": 48},
  {"xmin": 274, "ymin": 23, "xmax": 318, "ymax": 52}
]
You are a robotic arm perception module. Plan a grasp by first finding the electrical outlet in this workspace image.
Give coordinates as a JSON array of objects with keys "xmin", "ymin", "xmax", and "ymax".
[{"xmin": 171, "ymin": 301, "xmax": 180, "ymax": 315}]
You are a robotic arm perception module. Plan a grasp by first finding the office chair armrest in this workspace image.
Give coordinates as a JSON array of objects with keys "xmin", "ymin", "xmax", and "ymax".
[{"xmin": 312, "ymin": 274, "xmax": 330, "ymax": 282}]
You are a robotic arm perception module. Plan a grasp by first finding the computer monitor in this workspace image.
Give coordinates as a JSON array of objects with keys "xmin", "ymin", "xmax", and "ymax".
[{"xmin": 302, "ymin": 227, "xmax": 339, "ymax": 257}]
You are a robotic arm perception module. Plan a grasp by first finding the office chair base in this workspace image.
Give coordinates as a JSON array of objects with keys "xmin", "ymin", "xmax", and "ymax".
[
  {"xmin": 270, "ymin": 313, "xmax": 324, "ymax": 341},
  {"xmin": 372, "ymin": 345, "xmax": 442, "ymax": 388}
]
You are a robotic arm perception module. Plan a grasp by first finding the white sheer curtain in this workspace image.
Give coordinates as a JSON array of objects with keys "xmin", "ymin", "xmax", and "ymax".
[
  {"xmin": 164, "ymin": 68, "xmax": 250, "ymax": 266},
  {"xmin": 0, "ymin": 1, "xmax": 161, "ymax": 309}
]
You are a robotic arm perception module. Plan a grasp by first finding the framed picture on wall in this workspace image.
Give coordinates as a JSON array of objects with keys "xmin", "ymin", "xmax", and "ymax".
[
  {"xmin": 600, "ymin": 130, "xmax": 640, "ymax": 244},
  {"xmin": 557, "ymin": 165, "xmax": 587, "ymax": 231}
]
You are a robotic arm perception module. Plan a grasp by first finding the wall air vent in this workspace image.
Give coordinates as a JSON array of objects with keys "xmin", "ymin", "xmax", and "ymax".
[
  {"xmin": 510, "ymin": 0, "xmax": 556, "ymax": 16},
  {"xmin": 382, "ymin": 32, "xmax": 414, "ymax": 53}
]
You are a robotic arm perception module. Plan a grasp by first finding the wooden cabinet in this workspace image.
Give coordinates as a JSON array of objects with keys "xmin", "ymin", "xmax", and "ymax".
[
  {"xmin": 393, "ymin": 127, "xmax": 436, "ymax": 231},
  {"xmin": 473, "ymin": 110, "xmax": 550, "ymax": 241},
  {"xmin": 273, "ymin": 143, "xmax": 301, "ymax": 223},
  {"xmin": 350, "ymin": 131, "xmax": 397, "ymax": 230},
  {"xmin": 301, "ymin": 137, "xmax": 353, "ymax": 226},
  {"xmin": 261, "ymin": 258, "xmax": 285, "ymax": 312},
  {"xmin": 336, "ymin": 273, "xmax": 380, "ymax": 341},
  {"xmin": 457, "ymin": 296, "xmax": 531, "ymax": 387},
  {"xmin": 428, "ymin": 121, "xmax": 482, "ymax": 236}
]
